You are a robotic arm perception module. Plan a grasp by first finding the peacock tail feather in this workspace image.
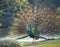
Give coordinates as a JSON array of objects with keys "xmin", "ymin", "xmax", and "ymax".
[{"xmin": 10, "ymin": 0, "xmax": 60, "ymax": 37}]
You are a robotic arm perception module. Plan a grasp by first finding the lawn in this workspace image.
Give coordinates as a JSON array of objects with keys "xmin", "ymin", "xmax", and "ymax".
[
  {"xmin": 19, "ymin": 39, "xmax": 60, "ymax": 47},
  {"xmin": 39, "ymin": 39, "xmax": 60, "ymax": 47}
]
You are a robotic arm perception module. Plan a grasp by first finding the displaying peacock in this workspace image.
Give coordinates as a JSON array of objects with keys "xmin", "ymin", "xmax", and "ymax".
[{"xmin": 11, "ymin": 0, "xmax": 60, "ymax": 40}]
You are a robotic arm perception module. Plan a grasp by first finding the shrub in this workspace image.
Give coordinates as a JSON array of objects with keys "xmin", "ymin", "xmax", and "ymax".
[{"xmin": 0, "ymin": 39, "xmax": 22, "ymax": 47}]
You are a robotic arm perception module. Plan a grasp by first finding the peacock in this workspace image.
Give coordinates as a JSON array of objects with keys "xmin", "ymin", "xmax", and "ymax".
[{"xmin": 14, "ymin": 0, "xmax": 60, "ymax": 40}]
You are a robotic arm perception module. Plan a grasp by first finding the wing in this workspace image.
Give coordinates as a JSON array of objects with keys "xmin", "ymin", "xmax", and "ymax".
[
  {"xmin": 16, "ymin": 34, "xmax": 29, "ymax": 40},
  {"xmin": 39, "ymin": 35, "xmax": 55, "ymax": 40},
  {"xmin": 39, "ymin": 36, "xmax": 48, "ymax": 40}
]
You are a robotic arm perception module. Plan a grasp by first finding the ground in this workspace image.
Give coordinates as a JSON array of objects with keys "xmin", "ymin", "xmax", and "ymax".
[{"xmin": 19, "ymin": 38, "xmax": 60, "ymax": 47}]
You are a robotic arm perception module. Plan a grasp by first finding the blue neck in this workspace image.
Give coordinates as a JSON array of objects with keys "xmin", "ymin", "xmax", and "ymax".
[{"xmin": 29, "ymin": 25, "xmax": 33, "ymax": 35}]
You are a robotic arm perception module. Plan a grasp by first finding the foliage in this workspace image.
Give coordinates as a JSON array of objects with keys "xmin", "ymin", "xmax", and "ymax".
[
  {"xmin": 56, "ymin": 7, "xmax": 60, "ymax": 15},
  {"xmin": 0, "ymin": 39, "xmax": 22, "ymax": 47},
  {"xmin": 0, "ymin": 0, "xmax": 28, "ymax": 37}
]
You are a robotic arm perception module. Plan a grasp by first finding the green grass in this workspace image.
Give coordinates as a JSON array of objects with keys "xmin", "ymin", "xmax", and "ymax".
[
  {"xmin": 19, "ymin": 42, "xmax": 31, "ymax": 46},
  {"xmin": 34, "ymin": 39, "xmax": 60, "ymax": 47},
  {"xmin": 19, "ymin": 39, "xmax": 60, "ymax": 47}
]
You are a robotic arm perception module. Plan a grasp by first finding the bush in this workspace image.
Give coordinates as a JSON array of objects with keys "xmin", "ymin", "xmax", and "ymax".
[{"xmin": 0, "ymin": 39, "xmax": 22, "ymax": 47}]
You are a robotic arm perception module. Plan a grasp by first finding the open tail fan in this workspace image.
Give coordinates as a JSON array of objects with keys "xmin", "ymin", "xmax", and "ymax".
[{"xmin": 12, "ymin": 0, "xmax": 59, "ymax": 41}]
